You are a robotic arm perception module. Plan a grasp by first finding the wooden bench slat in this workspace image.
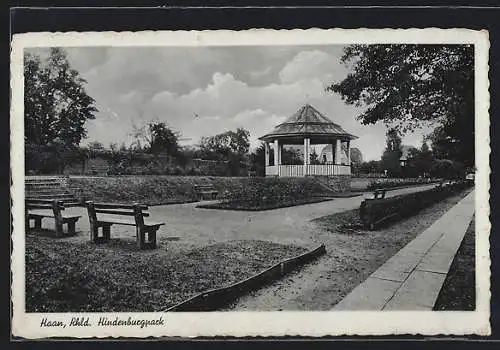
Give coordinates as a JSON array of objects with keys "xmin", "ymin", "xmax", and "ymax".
[
  {"xmin": 92, "ymin": 202, "xmax": 148, "ymax": 210},
  {"xmin": 97, "ymin": 218, "xmax": 136, "ymax": 226},
  {"xmin": 29, "ymin": 213, "xmax": 81, "ymax": 220},
  {"xmin": 27, "ymin": 204, "xmax": 53, "ymax": 210},
  {"xmin": 97, "ymin": 219, "xmax": 164, "ymax": 227},
  {"xmin": 94, "ymin": 209, "xmax": 150, "ymax": 217}
]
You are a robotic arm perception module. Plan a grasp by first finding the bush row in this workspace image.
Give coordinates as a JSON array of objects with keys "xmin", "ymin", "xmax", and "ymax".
[
  {"xmin": 359, "ymin": 181, "xmax": 473, "ymax": 230},
  {"xmin": 218, "ymin": 177, "xmax": 333, "ymax": 208},
  {"xmin": 366, "ymin": 177, "xmax": 436, "ymax": 190}
]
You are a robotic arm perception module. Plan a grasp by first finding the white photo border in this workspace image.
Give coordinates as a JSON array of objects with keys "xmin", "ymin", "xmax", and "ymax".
[{"xmin": 10, "ymin": 28, "xmax": 491, "ymax": 338}]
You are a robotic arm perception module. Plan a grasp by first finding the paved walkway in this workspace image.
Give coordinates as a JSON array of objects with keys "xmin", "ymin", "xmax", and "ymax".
[
  {"xmin": 35, "ymin": 184, "xmax": 438, "ymax": 251},
  {"xmin": 332, "ymin": 190, "xmax": 475, "ymax": 310}
]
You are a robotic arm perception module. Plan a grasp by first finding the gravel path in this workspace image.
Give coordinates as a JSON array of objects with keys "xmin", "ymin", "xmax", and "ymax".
[
  {"xmin": 47, "ymin": 183, "xmax": 437, "ymax": 254},
  {"xmin": 222, "ymin": 188, "xmax": 472, "ymax": 311}
]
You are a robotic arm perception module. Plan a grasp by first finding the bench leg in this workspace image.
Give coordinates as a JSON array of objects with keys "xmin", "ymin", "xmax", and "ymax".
[
  {"xmin": 102, "ymin": 224, "xmax": 111, "ymax": 241},
  {"xmin": 137, "ymin": 228, "xmax": 146, "ymax": 250},
  {"xmin": 90, "ymin": 225, "xmax": 99, "ymax": 243},
  {"xmin": 34, "ymin": 217, "xmax": 42, "ymax": 229},
  {"xmin": 90, "ymin": 224, "xmax": 111, "ymax": 243},
  {"xmin": 147, "ymin": 228, "xmax": 157, "ymax": 249},
  {"xmin": 54, "ymin": 220, "xmax": 64, "ymax": 237},
  {"xmin": 67, "ymin": 221, "xmax": 76, "ymax": 235}
]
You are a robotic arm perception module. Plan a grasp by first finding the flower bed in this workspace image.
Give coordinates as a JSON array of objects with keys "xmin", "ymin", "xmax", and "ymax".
[
  {"xmin": 360, "ymin": 181, "xmax": 473, "ymax": 230},
  {"xmin": 198, "ymin": 177, "xmax": 335, "ymax": 211},
  {"xmin": 199, "ymin": 197, "xmax": 334, "ymax": 211}
]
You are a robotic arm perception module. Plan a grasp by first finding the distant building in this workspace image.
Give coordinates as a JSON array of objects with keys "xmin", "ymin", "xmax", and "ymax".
[{"xmin": 399, "ymin": 145, "xmax": 415, "ymax": 167}]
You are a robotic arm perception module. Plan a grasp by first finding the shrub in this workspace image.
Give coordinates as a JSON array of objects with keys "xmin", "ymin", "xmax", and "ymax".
[
  {"xmin": 360, "ymin": 181, "xmax": 472, "ymax": 229},
  {"xmin": 367, "ymin": 177, "xmax": 433, "ymax": 190},
  {"xmin": 218, "ymin": 177, "xmax": 331, "ymax": 208}
]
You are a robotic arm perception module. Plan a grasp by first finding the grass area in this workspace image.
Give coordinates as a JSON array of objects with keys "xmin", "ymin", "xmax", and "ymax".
[
  {"xmin": 25, "ymin": 234, "xmax": 306, "ymax": 312},
  {"xmin": 197, "ymin": 197, "xmax": 335, "ymax": 211},
  {"xmin": 433, "ymin": 215, "xmax": 476, "ymax": 311}
]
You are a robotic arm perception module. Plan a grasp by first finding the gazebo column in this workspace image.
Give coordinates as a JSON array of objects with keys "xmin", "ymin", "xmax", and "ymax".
[
  {"xmin": 278, "ymin": 143, "xmax": 283, "ymax": 165},
  {"xmin": 335, "ymin": 139, "xmax": 342, "ymax": 165},
  {"xmin": 303, "ymin": 138, "xmax": 310, "ymax": 175},
  {"xmin": 273, "ymin": 139, "xmax": 280, "ymax": 167},
  {"xmin": 346, "ymin": 140, "xmax": 351, "ymax": 168},
  {"xmin": 331, "ymin": 140, "xmax": 336, "ymax": 163},
  {"xmin": 264, "ymin": 142, "xmax": 270, "ymax": 167}
]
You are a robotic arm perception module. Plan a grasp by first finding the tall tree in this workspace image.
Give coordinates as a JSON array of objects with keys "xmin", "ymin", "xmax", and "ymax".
[
  {"xmin": 329, "ymin": 44, "xmax": 474, "ymax": 166},
  {"xmin": 199, "ymin": 128, "xmax": 250, "ymax": 160},
  {"xmin": 24, "ymin": 48, "xmax": 98, "ymax": 148},
  {"xmin": 199, "ymin": 128, "xmax": 250, "ymax": 176},
  {"xmin": 350, "ymin": 147, "xmax": 363, "ymax": 165},
  {"xmin": 130, "ymin": 120, "xmax": 180, "ymax": 155},
  {"xmin": 249, "ymin": 143, "xmax": 266, "ymax": 177},
  {"xmin": 149, "ymin": 122, "xmax": 180, "ymax": 155},
  {"xmin": 380, "ymin": 128, "xmax": 403, "ymax": 176}
]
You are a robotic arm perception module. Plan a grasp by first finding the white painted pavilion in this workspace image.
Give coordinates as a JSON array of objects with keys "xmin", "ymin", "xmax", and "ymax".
[{"xmin": 258, "ymin": 104, "xmax": 358, "ymax": 177}]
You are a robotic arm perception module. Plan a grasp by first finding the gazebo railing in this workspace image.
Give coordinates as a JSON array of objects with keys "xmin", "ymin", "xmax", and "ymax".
[{"xmin": 265, "ymin": 164, "xmax": 351, "ymax": 177}]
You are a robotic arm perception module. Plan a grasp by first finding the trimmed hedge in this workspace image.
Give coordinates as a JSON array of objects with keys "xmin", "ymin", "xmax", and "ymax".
[
  {"xmin": 215, "ymin": 177, "xmax": 335, "ymax": 210},
  {"xmin": 360, "ymin": 181, "xmax": 473, "ymax": 230},
  {"xmin": 366, "ymin": 177, "xmax": 436, "ymax": 191}
]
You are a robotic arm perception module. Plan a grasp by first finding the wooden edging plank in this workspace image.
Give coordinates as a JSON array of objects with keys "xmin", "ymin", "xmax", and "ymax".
[{"xmin": 162, "ymin": 244, "xmax": 327, "ymax": 312}]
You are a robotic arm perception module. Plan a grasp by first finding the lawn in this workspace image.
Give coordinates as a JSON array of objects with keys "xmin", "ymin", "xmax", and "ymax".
[
  {"xmin": 433, "ymin": 215, "xmax": 476, "ymax": 311},
  {"xmin": 25, "ymin": 234, "xmax": 306, "ymax": 312}
]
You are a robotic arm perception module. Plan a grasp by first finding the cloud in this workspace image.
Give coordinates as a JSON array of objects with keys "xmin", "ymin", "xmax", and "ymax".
[
  {"xmin": 279, "ymin": 49, "xmax": 348, "ymax": 86},
  {"xmin": 32, "ymin": 46, "xmax": 429, "ymax": 161}
]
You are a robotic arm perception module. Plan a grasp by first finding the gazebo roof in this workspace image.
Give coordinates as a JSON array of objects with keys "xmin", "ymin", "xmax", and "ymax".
[{"xmin": 258, "ymin": 104, "xmax": 358, "ymax": 142}]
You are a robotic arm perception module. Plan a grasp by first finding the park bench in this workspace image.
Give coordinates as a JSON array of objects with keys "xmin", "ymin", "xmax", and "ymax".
[
  {"xmin": 372, "ymin": 188, "xmax": 387, "ymax": 199},
  {"xmin": 194, "ymin": 184, "xmax": 218, "ymax": 200},
  {"xmin": 25, "ymin": 199, "xmax": 81, "ymax": 236},
  {"xmin": 85, "ymin": 201, "xmax": 165, "ymax": 249}
]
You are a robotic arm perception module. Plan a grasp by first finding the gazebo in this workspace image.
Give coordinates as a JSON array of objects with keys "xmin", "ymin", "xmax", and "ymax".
[{"xmin": 258, "ymin": 104, "xmax": 358, "ymax": 177}]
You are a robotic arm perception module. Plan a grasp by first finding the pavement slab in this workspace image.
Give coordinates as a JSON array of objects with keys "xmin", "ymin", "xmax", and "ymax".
[{"xmin": 332, "ymin": 190, "xmax": 475, "ymax": 311}]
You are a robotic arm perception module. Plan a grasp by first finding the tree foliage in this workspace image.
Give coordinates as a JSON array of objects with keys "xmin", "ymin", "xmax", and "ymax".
[
  {"xmin": 249, "ymin": 143, "xmax": 266, "ymax": 176},
  {"xmin": 350, "ymin": 147, "xmax": 363, "ymax": 165},
  {"xmin": 198, "ymin": 128, "xmax": 251, "ymax": 176},
  {"xmin": 199, "ymin": 128, "xmax": 250, "ymax": 160},
  {"xmin": 405, "ymin": 140, "xmax": 435, "ymax": 177},
  {"xmin": 309, "ymin": 149, "xmax": 320, "ymax": 165},
  {"xmin": 129, "ymin": 120, "xmax": 180, "ymax": 155},
  {"xmin": 24, "ymin": 48, "xmax": 98, "ymax": 148},
  {"xmin": 357, "ymin": 160, "xmax": 382, "ymax": 174},
  {"xmin": 380, "ymin": 128, "xmax": 403, "ymax": 176},
  {"xmin": 329, "ymin": 44, "xmax": 474, "ymax": 166},
  {"xmin": 282, "ymin": 147, "xmax": 303, "ymax": 165}
]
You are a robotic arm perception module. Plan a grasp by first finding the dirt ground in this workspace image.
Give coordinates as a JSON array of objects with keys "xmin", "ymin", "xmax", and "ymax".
[
  {"xmin": 433, "ymin": 215, "xmax": 476, "ymax": 311},
  {"xmin": 224, "ymin": 188, "xmax": 473, "ymax": 311},
  {"xmin": 25, "ymin": 235, "xmax": 306, "ymax": 312}
]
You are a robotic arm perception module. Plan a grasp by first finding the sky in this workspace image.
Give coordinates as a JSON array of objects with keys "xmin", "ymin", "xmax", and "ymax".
[{"xmin": 27, "ymin": 45, "xmax": 435, "ymax": 161}]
